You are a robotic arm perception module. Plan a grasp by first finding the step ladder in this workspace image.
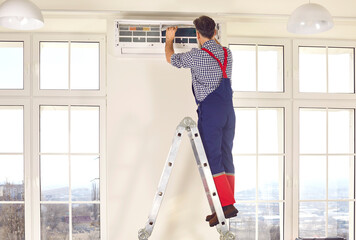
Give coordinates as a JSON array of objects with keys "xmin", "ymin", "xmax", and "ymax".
[{"xmin": 138, "ymin": 117, "xmax": 236, "ymax": 240}]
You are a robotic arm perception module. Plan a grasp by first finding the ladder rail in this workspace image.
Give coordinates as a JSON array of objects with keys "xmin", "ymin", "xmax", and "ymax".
[
  {"xmin": 140, "ymin": 125, "xmax": 185, "ymax": 239},
  {"xmin": 188, "ymin": 126, "xmax": 230, "ymax": 234}
]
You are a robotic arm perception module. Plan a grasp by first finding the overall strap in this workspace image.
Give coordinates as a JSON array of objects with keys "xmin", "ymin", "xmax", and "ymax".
[{"xmin": 201, "ymin": 47, "xmax": 228, "ymax": 78}]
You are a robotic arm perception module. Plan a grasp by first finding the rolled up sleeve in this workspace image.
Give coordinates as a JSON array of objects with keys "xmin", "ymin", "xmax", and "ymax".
[{"xmin": 170, "ymin": 49, "xmax": 197, "ymax": 68}]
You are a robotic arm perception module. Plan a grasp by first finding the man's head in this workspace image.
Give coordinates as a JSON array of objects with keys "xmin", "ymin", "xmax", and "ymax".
[{"xmin": 193, "ymin": 16, "xmax": 216, "ymax": 39}]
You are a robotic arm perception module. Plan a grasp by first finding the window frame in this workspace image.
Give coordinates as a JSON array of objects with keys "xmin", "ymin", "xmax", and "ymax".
[
  {"xmin": 0, "ymin": 32, "xmax": 107, "ymax": 240},
  {"xmin": 231, "ymin": 98, "xmax": 293, "ymax": 240},
  {"xmin": 228, "ymin": 37, "xmax": 292, "ymax": 99},
  {"xmin": 31, "ymin": 97, "xmax": 107, "ymax": 240},
  {"xmin": 293, "ymin": 99, "xmax": 356, "ymax": 239},
  {"xmin": 0, "ymin": 99, "xmax": 31, "ymax": 240},
  {"xmin": 293, "ymin": 39, "xmax": 356, "ymax": 100},
  {"xmin": 229, "ymin": 37, "xmax": 356, "ymax": 239},
  {"xmin": 32, "ymin": 34, "xmax": 106, "ymax": 97},
  {"xmin": 0, "ymin": 34, "xmax": 31, "ymax": 96}
]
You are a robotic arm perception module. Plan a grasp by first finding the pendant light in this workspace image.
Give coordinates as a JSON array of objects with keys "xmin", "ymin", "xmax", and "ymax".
[
  {"xmin": 0, "ymin": 0, "xmax": 44, "ymax": 30},
  {"xmin": 287, "ymin": 1, "xmax": 334, "ymax": 34}
]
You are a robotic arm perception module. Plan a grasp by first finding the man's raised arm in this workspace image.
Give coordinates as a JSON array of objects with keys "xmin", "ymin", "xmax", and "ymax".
[{"xmin": 165, "ymin": 26, "xmax": 178, "ymax": 64}]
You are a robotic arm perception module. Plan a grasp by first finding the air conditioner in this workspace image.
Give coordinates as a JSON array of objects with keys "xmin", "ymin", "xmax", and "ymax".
[{"xmin": 114, "ymin": 19, "xmax": 222, "ymax": 55}]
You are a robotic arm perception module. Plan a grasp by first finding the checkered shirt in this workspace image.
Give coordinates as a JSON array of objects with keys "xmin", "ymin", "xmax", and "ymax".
[{"xmin": 170, "ymin": 39, "xmax": 233, "ymax": 102}]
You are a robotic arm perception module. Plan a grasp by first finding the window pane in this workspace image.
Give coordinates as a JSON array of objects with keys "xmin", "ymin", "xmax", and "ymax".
[
  {"xmin": 328, "ymin": 201, "xmax": 351, "ymax": 239},
  {"xmin": 234, "ymin": 108, "xmax": 256, "ymax": 154},
  {"xmin": 299, "ymin": 47, "xmax": 327, "ymax": 93},
  {"xmin": 257, "ymin": 46, "xmax": 284, "ymax": 92},
  {"xmin": 41, "ymin": 155, "xmax": 69, "ymax": 201},
  {"xmin": 299, "ymin": 202, "xmax": 326, "ymax": 237},
  {"xmin": 328, "ymin": 109, "xmax": 354, "ymax": 154},
  {"xmin": 40, "ymin": 106, "xmax": 69, "ymax": 153},
  {"xmin": 0, "ymin": 204, "xmax": 25, "ymax": 240},
  {"xmin": 72, "ymin": 156, "xmax": 99, "ymax": 201},
  {"xmin": 328, "ymin": 47, "xmax": 354, "ymax": 93},
  {"xmin": 300, "ymin": 108, "xmax": 326, "ymax": 154},
  {"xmin": 258, "ymin": 203, "xmax": 281, "ymax": 240},
  {"xmin": 40, "ymin": 42, "xmax": 69, "ymax": 90},
  {"xmin": 0, "ymin": 42, "xmax": 23, "ymax": 89},
  {"xmin": 0, "ymin": 106, "xmax": 23, "ymax": 153},
  {"xmin": 328, "ymin": 156, "xmax": 352, "ymax": 200},
  {"xmin": 258, "ymin": 108, "xmax": 284, "ymax": 154},
  {"xmin": 258, "ymin": 156, "xmax": 283, "ymax": 200},
  {"xmin": 234, "ymin": 156, "xmax": 256, "ymax": 201},
  {"xmin": 41, "ymin": 204, "xmax": 69, "ymax": 240},
  {"xmin": 300, "ymin": 156, "xmax": 326, "ymax": 200},
  {"xmin": 230, "ymin": 45, "xmax": 256, "ymax": 91},
  {"xmin": 72, "ymin": 204, "xmax": 100, "ymax": 240},
  {"xmin": 71, "ymin": 42, "xmax": 100, "ymax": 90},
  {"xmin": 0, "ymin": 155, "xmax": 24, "ymax": 201},
  {"xmin": 71, "ymin": 106, "xmax": 99, "ymax": 153},
  {"xmin": 230, "ymin": 203, "xmax": 256, "ymax": 240}
]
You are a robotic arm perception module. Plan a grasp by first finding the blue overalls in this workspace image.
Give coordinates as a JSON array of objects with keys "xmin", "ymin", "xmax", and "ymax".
[{"xmin": 195, "ymin": 47, "xmax": 236, "ymax": 207}]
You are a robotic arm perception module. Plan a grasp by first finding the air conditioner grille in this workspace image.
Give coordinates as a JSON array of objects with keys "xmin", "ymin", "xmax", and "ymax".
[
  {"xmin": 117, "ymin": 24, "xmax": 161, "ymax": 44},
  {"xmin": 114, "ymin": 20, "xmax": 221, "ymax": 55},
  {"xmin": 116, "ymin": 22, "xmax": 199, "ymax": 46}
]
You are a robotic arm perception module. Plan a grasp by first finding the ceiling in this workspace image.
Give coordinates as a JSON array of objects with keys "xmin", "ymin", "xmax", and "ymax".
[{"xmin": 2, "ymin": 0, "xmax": 356, "ymax": 19}]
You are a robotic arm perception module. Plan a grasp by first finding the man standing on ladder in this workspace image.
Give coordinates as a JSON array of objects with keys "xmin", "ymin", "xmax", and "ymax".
[{"xmin": 165, "ymin": 16, "xmax": 238, "ymax": 227}]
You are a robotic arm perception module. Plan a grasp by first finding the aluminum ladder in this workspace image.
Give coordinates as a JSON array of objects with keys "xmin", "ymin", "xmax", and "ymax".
[{"xmin": 138, "ymin": 117, "xmax": 236, "ymax": 240}]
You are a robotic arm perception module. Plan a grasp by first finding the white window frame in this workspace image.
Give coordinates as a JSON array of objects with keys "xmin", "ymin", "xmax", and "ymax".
[
  {"xmin": 0, "ymin": 32, "xmax": 107, "ymax": 240},
  {"xmin": 293, "ymin": 39, "xmax": 356, "ymax": 100},
  {"xmin": 228, "ymin": 37, "xmax": 292, "ymax": 100},
  {"xmin": 231, "ymin": 98, "xmax": 293, "ymax": 240},
  {"xmin": 31, "ymin": 97, "xmax": 107, "ymax": 240},
  {"xmin": 229, "ymin": 37, "xmax": 356, "ymax": 239},
  {"xmin": 293, "ymin": 99, "xmax": 356, "ymax": 239},
  {"xmin": 0, "ymin": 34, "xmax": 31, "ymax": 96},
  {"xmin": 32, "ymin": 34, "xmax": 106, "ymax": 97},
  {"xmin": 0, "ymin": 99, "xmax": 31, "ymax": 240}
]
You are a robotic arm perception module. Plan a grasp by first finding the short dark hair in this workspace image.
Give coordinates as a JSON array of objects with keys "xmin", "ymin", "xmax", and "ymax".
[{"xmin": 193, "ymin": 16, "xmax": 216, "ymax": 39}]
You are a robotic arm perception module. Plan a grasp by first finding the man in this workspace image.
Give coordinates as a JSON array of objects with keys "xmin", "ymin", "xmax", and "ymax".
[{"xmin": 165, "ymin": 16, "xmax": 238, "ymax": 227}]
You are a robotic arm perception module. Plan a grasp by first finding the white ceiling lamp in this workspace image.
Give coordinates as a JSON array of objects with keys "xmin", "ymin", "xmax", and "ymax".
[
  {"xmin": 287, "ymin": 1, "xmax": 334, "ymax": 34},
  {"xmin": 0, "ymin": 0, "xmax": 44, "ymax": 30}
]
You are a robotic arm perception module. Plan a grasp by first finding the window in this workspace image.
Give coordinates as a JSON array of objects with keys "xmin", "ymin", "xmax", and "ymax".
[
  {"xmin": 299, "ymin": 47, "xmax": 354, "ymax": 93},
  {"xmin": 40, "ymin": 42, "xmax": 100, "ymax": 90},
  {"xmin": 0, "ymin": 106, "xmax": 25, "ymax": 240},
  {"xmin": 230, "ymin": 107, "xmax": 285, "ymax": 239},
  {"xmin": 298, "ymin": 107, "xmax": 355, "ymax": 239},
  {"xmin": 0, "ymin": 33, "xmax": 106, "ymax": 240},
  {"xmin": 294, "ymin": 39, "xmax": 356, "ymax": 240},
  {"xmin": 0, "ymin": 35, "xmax": 30, "ymax": 96},
  {"xmin": 33, "ymin": 35, "xmax": 106, "ymax": 96},
  {"xmin": 229, "ymin": 32, "xmax": 291, "ymax": 240},
  {"xmin": 229, "ymin": 38, "xmax": 291, "ymax": 100},
  {"xmin": 39, "ymin": 105, "xmax": 101, "ymax": 239},
  {"xmin": 293, "ymin": 40, "xmax": 356, "ymax": 99},
  {"xmin": 229, "ymin": 38, "xmax": 356, "ymax": 240},
  {"xmin": 230, "ymin": 45, "xmax": 284, "ymax": 92},
  {"xmin": 0, "ymin": 42, "xmax": 23, "ymax": 89}
]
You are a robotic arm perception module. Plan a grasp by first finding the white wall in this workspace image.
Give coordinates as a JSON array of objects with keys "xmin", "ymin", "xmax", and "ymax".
[{"xmin": 105, "ymin": 19, "xmax": 223, "ymax": 239}]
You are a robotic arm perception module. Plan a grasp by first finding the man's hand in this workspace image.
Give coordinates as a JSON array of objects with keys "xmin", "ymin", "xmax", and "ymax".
[
  {"xmin": 166, "ymin": 26, "xmax": 178, "ymax": 43},
  {"xmin": 165, "ymin": 26, "xmax": 178, "ymax": 64}
]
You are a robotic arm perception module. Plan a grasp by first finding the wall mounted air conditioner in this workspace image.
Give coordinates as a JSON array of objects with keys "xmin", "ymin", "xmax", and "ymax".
[{"xmin": 114, "ymin": 19, "xmax": 222, "ymax": 55}]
